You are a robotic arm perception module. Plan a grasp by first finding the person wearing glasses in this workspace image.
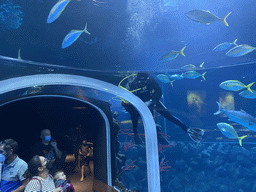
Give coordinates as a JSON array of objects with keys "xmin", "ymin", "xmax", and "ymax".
[
  {"xmin": 0, "ymin": 139, "xmax": 29, "ymax": 192},
  {"xmin": 23, "ymin": 155, "xmax": 63, "ymax": 192}
]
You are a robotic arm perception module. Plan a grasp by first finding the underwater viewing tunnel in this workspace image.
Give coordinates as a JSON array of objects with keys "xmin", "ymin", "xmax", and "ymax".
[
  {"xmin": 1, "ymin": 0, "xmax": 256, "ymax": 191},
  {"xmin": 0, "ymin": 73, "xmax": 160, "ymax": 192},
  {"xmin": 0, "ymin": 95, "xmax": 111, "ymax": 186}
]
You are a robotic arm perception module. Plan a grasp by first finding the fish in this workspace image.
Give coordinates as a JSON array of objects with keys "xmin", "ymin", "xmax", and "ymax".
[
  {"xmin": 156, "ymin": 74, "xmax": 171, "ymax": 84},
  {"xmin": 62, "ymin": 23, "xmax": 91, "ymax": 49},
  {"xmin": 181, "ymin": 62, "xmax": 205, "ymax": 70},
  {"xmin": 183, "ymin": 71, "xmax": 206, "ymax": 80},
  {"xmin": 217, "ymin": 122, "xmax": 247, "ymax": 146},
  {"xmin": 159, "ymin": 46, "xmax": 186, "ymax": 61},
  {"xmin": 166, "ymin": 73, "xmax": 184, "ymax": 87},
  {"xmin": 214, "ymin": 101, "xmax": 256, "ymax": 132},
  {"xmin": 181, "ymin": 64, "xmax": 196, "ymax": 70},
  {"xmin": 239, "ymin": 89, "xmax": 256, "ymax": 99},
  {"xmin": 167, "ymin": 73, "xmax": 184, "ymax": 80},
  {"xmin": 47, "ymin": 0, "xmax": 71, "ymax": 24},
  {"xmin": 219, "ymin": 80, "xmax": 254, "ymax": 93},
  {"xmin": 226, "ymin": 44, "xmax": 256, "ymax": 57},
  {"xmin": 185, "ymin": 10, "xmax": 232, "ymax": 26},
  {"xmin": 156, "ymin": 74, "xmax": 176, "ymax": 87},
  {"xmin": 213, "ymin": 39, "xmax": 238, "ymax": 51}
]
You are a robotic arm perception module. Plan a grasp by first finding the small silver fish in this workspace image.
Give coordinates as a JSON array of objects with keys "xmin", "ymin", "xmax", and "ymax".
[
  {"xmin": 226, "ymin": 44, "xmax": 256, "ymax": 57},
  {"xmin": 219, "ymin": 80, "xmax": 254, "ymax": 92},
  {"xmin": 213, "ymin": 39, "xmax": 238, "ymax": 51},
  {"xmin": 183, "ymin": 71, "xmax": 206, "ymax": 80},
  {"xmin": 185, "ymin": 10, "xmax": 231, "ymax": 26},
  {"xmin": 166, "ymin": 73, "xmax": 183, "ymax": 87},
  {"xmin": 217, "ymin": 122, "xmax": 247, "ymax": 146},
  {"xmin": 167, "ymin": 73, "xmax": 184, "ymax": 80},
  {"xmin": 239, "ymin": 89, "xmax": 256, "ymax": 99}
]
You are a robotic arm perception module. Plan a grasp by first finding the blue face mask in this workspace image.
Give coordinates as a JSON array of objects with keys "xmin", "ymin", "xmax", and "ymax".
[
  {"xmin": 45, "ymin": 136, "xmax": 51, "ymax": 142},
  {"xmin": 0, "ymin": 154, "xmax": 6, "ymax": 163}
]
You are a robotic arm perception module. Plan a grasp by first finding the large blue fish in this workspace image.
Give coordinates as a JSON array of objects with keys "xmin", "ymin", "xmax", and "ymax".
[
  {"xmin": 226, "ymin": 44, "xmax": 256, "ymax": 57},
  {"xmin": 214, "ymin": 101, "xmax": 256, "ymax": 132},
  {"xmin": 213, "ymin": 39, "xmax": 237, "ymax": 51},
  {"xmin": 185, "ymin": 10, "xmax": 231, "ymax": 26},
  {"xmin": 47, "ymin": 0, "xmax": 71, "ymax": 24},
  {"xmin": 62, "ymin": 23, "xmax": 91, "ymax": 49}
]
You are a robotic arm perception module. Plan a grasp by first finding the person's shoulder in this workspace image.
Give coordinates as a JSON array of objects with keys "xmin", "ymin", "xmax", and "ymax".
[
  {"xmin": 26, "ymin": 177, "xmax": 42, "ymax": 188},
  {"xmin": 16, "ymin": 156, "xmax": 28, "ymax": 166},
  {"xmin": 48, "ymin": 174, "xmax": 53, "ymax": 180}
]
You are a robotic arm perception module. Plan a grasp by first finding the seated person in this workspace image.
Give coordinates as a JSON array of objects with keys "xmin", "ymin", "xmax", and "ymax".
[
  {"xmin": 23, "ymin": 155, "xmax": 62, "ymax": 192},
  {"xmin": 54, "ymin": 171, "xmax": 75, "ymax": 192},
  {"xmin": 30, "ymin": 129, "xmax": 66, "ymax": 175},
  {"xmin": 0, "ymin": 139, "xmax": 29, "ymax": 192}
]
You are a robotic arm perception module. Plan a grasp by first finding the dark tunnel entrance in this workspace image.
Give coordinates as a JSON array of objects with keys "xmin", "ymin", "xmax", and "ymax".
[{"xmin": 0, "ymin": 96, "xmax": 111, "ymax": 191}]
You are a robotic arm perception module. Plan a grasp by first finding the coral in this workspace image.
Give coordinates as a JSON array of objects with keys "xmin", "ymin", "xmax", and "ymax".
[
  {"xmin": 159, "ymin": 158, "xmax": 171, "ymax": 172},
  {"xmin": 123, "ymin": 137, "xmax": 136, "ymax": 153},
  {"xmin": 119, "ymin": 160, "xmax": 137, "ymax": 176},
  {"xmin": 119, "ymin": 142, "xmax": 256, "ymax": 191}
]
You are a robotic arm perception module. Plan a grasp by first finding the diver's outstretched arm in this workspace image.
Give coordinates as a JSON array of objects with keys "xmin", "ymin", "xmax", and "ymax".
[
  {"xmin": 153, "ymin": 100, "xmax": 188, "ymax": 131},
  {"xmin": 152, "ymin": 100, "xmax": 204, "ymax": 142}
]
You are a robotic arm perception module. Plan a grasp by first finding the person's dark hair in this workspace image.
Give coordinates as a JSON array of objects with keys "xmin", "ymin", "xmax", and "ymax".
[
  {"xmin": 0, "ymin": 139, "xmax": 18, "ymax": 154},
  {"xmin": 23, "ymin": 155, "xmax": 41, "ymax": 179}
]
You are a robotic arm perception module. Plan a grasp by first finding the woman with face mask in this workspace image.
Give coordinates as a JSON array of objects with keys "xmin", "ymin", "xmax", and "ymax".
[{"xmin": 23, "ymin": 155, "xmax": 63, "ymax": 192}]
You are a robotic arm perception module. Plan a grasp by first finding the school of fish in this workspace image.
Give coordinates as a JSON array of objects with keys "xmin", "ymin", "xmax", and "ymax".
[{"xmin": 45, "ymin": 3, "xmax": 256, "ymax": 145}]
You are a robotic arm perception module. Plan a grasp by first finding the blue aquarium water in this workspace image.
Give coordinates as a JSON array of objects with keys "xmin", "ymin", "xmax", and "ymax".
[{"xmin": 0, "ymin": 0, "xmax": 256, "ymax": 191}]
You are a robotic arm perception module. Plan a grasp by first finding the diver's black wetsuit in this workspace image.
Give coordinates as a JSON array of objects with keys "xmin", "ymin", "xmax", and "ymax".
[{"xmin": 122, "ymin": 73, "xmax": 188, "ymax": 136}]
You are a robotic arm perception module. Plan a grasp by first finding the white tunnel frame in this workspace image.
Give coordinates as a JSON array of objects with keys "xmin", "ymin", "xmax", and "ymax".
[{"xmin": 0, "ymin": 74, "xmax": 160, "ymax": 192}]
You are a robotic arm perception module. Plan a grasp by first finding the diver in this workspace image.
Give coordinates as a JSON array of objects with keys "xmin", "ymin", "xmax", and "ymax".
[{"xmin": 121, "ymin": 72, "xmax": 204, "ymax": 143}]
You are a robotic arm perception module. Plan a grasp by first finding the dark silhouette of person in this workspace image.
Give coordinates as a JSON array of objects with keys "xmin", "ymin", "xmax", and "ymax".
[
  {"xmin": 30, "ymin": 129, "xmax": 67, "ymax": 175},
  {"xmin": 121, "ymin": 73, "xmax": 204, "ymax": 143}
]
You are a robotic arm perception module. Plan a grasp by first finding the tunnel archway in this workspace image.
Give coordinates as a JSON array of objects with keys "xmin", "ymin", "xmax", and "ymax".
[{"xmin": 0, "ymin": 95, "xmax": 111, "ymax": 188}]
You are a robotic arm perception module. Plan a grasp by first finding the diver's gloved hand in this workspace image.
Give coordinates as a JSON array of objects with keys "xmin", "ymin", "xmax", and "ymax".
[
  {"xmin": 187, "ymin": 128, "xmax": 204, "ymax": 143},
  {"xmin": 144, "ymin": 100, "xmax": 153, "ymax": 107}
]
